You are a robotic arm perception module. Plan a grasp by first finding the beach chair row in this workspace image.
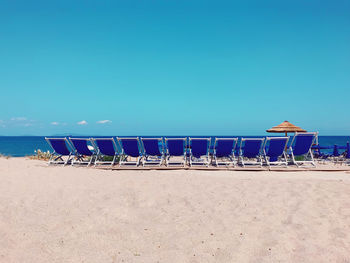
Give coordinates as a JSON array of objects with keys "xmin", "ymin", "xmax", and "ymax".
[
  {"xmin": 312, "ymin": 143, "xmax": 350, "ymax": 165},
  {"xmin": 45, "ymin": 132, "xmax": 317, "ymax": 168}
]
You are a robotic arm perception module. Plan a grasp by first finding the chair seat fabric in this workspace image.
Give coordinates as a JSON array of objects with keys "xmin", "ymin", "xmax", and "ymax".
[
  {"xmin": 292, "ymin": 134, "xmax": 315, "ymax": 156},
  {"xmin": 96, "ymin": 139, "xmax": 116, "ymax": 156},
  {"xmin": 191, "ymin": 139, "xmax": 209, "ymax": 158},
  {"xmin": 216, "ymin": 140, "xmax": 235, "ymax": 158},
  {"xmin": 71, "ymin": 139, "xmax": 93, "ymax": 156},
  {"xmin": 49, "ymin": 139, "xmax": 71, "ymax": 155},
  {"xmin": 143, "ymin": 139, "xmax": 162, "ymax": 156},
  {"xmin": 243, "ymin": 140, "xmax": 263, "ymax": 158},
  {"xmin": 120, "ymin": 139, "xmax": 140, "ymax": 157},
  {"xmin": 167, "ymin": 140, "xmax": 185, "ymax": 156}
]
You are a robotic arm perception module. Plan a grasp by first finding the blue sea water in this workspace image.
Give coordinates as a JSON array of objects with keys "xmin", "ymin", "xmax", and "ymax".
[{"xmin": 0, "ymin": 136, "xmax": 349, "ymax": 157}]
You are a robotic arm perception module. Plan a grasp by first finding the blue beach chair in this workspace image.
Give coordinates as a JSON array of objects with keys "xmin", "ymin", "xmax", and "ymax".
[
  {"xmin": 312, "ymin": 144, "xmax": 330, "ymax": 163},
  {"xmin": 332, "ymin": 142, "xmax": 350, "ymax": 165},
  {"xmin": 91, "ymin": 137, "xmax": 119, "ymax": 166},
  {"xmin": 312, "ymin": 145, "xmax": 322, "ymax": 158},
  {"xmin": 117, "ymin": 137, "xmax": 142, "ymax": 166},
  {"xmin": 239, "ymin": 138, "xmax": 265, "ymax": 167},
  {"xmin": 263, "ymin": 137, "xmax": 289, "ymax": 167},
  {"xmin": 69, "ymin": 137, "xmax": 96, "ymax": 166},
  {"xmin": 333, "ymin": 145, "xmax": 340, "ymax": 157},
  {"xmin": 331, "ymin": 144, "xmax": 341, "ymax": 164},
  {"xmin": 212, "ymin": 137, "xmax": 238, "ymax": 167},
  {"xmin": 289, "ymin": 132, "xmax": 317, "ymax": 167},
  {"xmin": 45, "ymin": 137, "xmax": 74, "ymax": 165},
  {"xmin": 165, "ymin": 138, "xmax": 187, "ymax": 167},
  {"xmin": 189, "ymin": 137, "xmax": 211, "ymax": 167},
  {"xmin": 341, "ymin": 142, "xmax": 350, "ymax": 165},
  {"xmin": 141, "ymin": 137, "xmax": 164, "ymax": 166},
  {"xmin": 346, "ymin": 142, "xmax": 350, "ymax": 160}
]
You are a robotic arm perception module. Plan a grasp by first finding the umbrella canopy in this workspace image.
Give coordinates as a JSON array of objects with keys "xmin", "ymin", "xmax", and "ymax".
[{"xmin": 266, "ymin": 121, "xmax": 306, "ymax": 136}]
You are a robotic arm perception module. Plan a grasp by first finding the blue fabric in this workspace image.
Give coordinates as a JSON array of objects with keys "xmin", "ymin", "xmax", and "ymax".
[
  {"xmin": 96, "ymin": 140, "xmax": 116, "ymax": 156},
  {"xmin": 312, "ymin": 145, "xmax": 322, "ymax": 158},
  {"xmin": 312, "ymin": 145, "xmax": 330, "ymax": 159},
  {"xmin": 121, "ymin": 139, "xmax": 140, "ymax": 157},
  {"xmin": 332, "ymin": 144, "xmax": 340, "ymax": 157},
  {"xmin": 143, "ymin": 139, "xmax": 162, "ymax": 156},
  {"xmin": 312, "ymin": 145, "xmax": 320, "ymax": 150},
  {"xmin": 265, "ymin": 138, "xmax": 287, "ymax": 160},
  {"xmin": 269, "ymin": 156, "xmax": 278, "ymax": 162},
  {"xmin": 312, "ymin": 145, "xmax": 331, "ymax": 150},
  {"xmin": 242, "ymin": 140, "xmax": 262, "ymax": 158},
  {"xmin": 234, "ymin": 147, "xmax": 240, "ymax": 156},
  {"xmin": 191, "ymin": 139, "xmax": 209, "ymax": 158},
  {"xmin": 292, "ymin": 134, "xmax": 314, "ymax": 156},
  {"xmin": 337, "ymin": 146, "xmax": 348, "ymax": 149},
  {"xmin": 346, "ymin": 142, "xmax": 350, "ymax": 159},
  {"xmin": 167, "ymin": 140, "xmax": 185, "ymax": 156},
  {"xmin": 215, "ymin": 139, "xmax": 235, "ymax": 158},
  {"xmin": 71, "ymin": 139, "xmax": 93, "ymax": 156},
  {"xmin": 49, "ymin": 139, "xmax": 71, "ymax": 155}
]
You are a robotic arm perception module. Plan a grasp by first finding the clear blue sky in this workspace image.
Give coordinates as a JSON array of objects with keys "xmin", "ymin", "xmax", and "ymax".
[{"xmin": 1, "ymin": 0, "xmax": 349, "ymax": 136}]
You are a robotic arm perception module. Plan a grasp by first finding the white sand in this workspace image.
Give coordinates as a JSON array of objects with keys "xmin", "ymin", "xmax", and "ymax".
[{"xmin": 1, "ymin": 157, "xmax": 350, "ymax": 262}]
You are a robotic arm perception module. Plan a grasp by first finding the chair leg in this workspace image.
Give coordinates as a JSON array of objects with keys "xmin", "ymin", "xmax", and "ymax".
[
  {"xmin": 309, "ymin": 150, "xmax": 316, "ymax": 167},
  {"xmin": 64, "ymin": 153, "xmax": 72, "ymax": 166},
  {"xmin": 88, "ymin": 156, "xmax": 93, "ymax": 166},
  {"xmin": 241, "ymin": 158, "xmax": 245, "ymax": 167},
  {"xmin": 48, "ymin": 153, "xmax": 54, "ymax": 165},
  {"xmin": 119, "ymin": 155, "xmax": 123, "ymax": 167},
  {"xmin": 259, "ymin": 156, "xmax": 263, "ymax": 167},
  {"xmin": 110, "ymin": 155, "xmax": 115, "ymax": 166},
  {"xmin": 283, "ymin": 153, "xmax": 288, "ymax": 168}
]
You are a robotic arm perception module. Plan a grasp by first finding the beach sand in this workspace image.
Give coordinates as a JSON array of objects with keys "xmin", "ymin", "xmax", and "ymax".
[{"xmin": 1, "ymin": 157, "xmax": 350, "ymax": 262}]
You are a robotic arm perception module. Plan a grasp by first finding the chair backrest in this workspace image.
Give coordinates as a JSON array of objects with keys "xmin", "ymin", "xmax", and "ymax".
[
  {"xmin": 264, "ymin": 137, "xmax": 289, "ymax": 158},
  {"xmin": 118, "ymin": 137, "xmax": 141, "ymax": 157},
  {"xmin": 45, "ymin": 138, "xmax": 71, "ymax": 156},
  {"xmin": 141, "ymin": 138, "xmax": 163, "ymax": 156},
  {"xmin": 92, "ymin": 138, "xmax": 118, "ymax": 156},
  {"xmin": 214, "ymin": 138, "xmax": 238, "ymax": 158},
  {"xmin": 291, "ymin": 132, "xmax": 316, "ymax": 156},
  {"xmin": 190, "ymin": 138, "xmax": 211, "ymax": 158},
  {"xmin": 69, "ymin": 138, "xmax": 94, "ymax": 156},
  {"xmin": 240, "ymin": 138, "xmax": 264, "ymax": 158},
  {"xmin": 166, "ymin": 138, "xmax": 186, "ymax": 156}
]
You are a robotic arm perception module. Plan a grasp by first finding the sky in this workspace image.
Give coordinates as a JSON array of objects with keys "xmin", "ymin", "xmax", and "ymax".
[{"xmin": 1, "ymin": 0, "xmax": 350, "ymax": 136}]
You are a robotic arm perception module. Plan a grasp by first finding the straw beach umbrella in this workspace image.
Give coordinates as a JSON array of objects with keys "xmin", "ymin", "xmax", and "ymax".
[{"xmin": 266, "ymin": 120, "xmax": 306, "ymax": 136}]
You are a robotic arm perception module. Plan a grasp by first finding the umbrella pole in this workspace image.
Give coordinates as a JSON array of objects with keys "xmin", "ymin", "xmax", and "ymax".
[{"xmin": 285, "ymin": 132, "xmax": 288, "ymax": 150}]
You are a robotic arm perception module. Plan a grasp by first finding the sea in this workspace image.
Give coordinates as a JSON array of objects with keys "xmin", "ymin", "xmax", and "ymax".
[{"xmin": 0, "ymin": 136, "xmax": 349, "ymax": 157}]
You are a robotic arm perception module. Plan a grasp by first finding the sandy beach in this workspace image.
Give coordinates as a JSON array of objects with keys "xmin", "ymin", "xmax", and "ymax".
[{"xmin": 1, "ymin": 157, "xmax": 350, "ymax": 262}]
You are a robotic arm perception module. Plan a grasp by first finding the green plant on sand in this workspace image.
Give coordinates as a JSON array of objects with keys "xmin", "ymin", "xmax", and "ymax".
[{"xmin": 29, "ymin": 149, "xmax": 51, "ymax": 161}]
